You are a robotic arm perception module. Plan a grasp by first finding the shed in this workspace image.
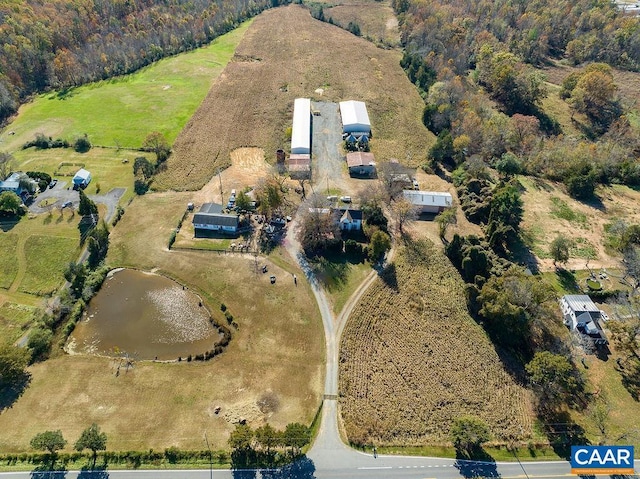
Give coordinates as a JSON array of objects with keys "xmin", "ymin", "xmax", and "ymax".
[
  {"xmin": 291, "ymin": 98, "xmax": 312, "ymax": 155},
  {"xmin": 288, "ymin": 153, "xmax": 311, "ymax": 179},
  {"xmin": 346, "ymin": 152, "xmax": 376, "ymax": 177},
  {"xmin": 402, "ymin": 190, "xmax": 453, "ymax": 214},
  {"xmin": 192, "ymin": 202, "xmax": 239, "ymax": 235},
  {"xmin": 339, "ymin": 100, "xmax": 371, "ymax": 135},
  {"xmin": 73, "ymin": 168, "xmax": 92, "ymax": 188}
]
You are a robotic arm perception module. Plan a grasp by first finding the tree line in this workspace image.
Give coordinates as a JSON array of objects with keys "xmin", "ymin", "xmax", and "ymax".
[{"xmin": 0, "ymin": 0, "xmax": 291, "ymax": 125}]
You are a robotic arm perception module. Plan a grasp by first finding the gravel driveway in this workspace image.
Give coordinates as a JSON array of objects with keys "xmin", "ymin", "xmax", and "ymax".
[
  {"xmin": 29, "ymin": 183, "xmax": 126, "ymax": 223},
  {"xmin": 311, "ymin": 101, "xmax": 349, "ymax": 193}
]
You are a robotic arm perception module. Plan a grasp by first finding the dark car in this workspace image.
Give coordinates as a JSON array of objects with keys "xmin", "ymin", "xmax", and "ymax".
[{"xmin": 48, "ymin": 179, "xmax": 58, "ymax": 189}]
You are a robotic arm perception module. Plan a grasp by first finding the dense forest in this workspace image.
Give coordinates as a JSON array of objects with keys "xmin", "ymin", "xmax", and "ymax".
[
  {"xmin": 394, "ymin": 0, "xmax": 640, "ymax": 73},
  {"xmin": 0, "ymin": 0, "xmax": 286, "ymax": 124}
]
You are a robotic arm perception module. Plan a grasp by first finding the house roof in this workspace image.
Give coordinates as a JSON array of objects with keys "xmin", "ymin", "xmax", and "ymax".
[
  {"xmin": 338, "ymin": 208, "xmax": 363, "ymax": 221},
  {"xmin": 309, "ymin": 208, "xmax": 331, "ymax": 214},
  {"xmin": 562, "ymin": 295, "xmax": 599, "ymax": 313},
  {"xmin": 73, "ymin": 168, "xmax": 91, "ymax": 180},
  {"xmin": 339, "ymin": 100, "xmax": 371, "ymax": 130},
  {"xmin": 193, "ymin": 202, "xmax": 238, "ymax": 227},
  {"xmin": 403, "ymin": 190, "xmax": 453, "ymax": 207},
  {"xmin": 346, "ymin": 152, "xmax": 375, "ymax": 168}
]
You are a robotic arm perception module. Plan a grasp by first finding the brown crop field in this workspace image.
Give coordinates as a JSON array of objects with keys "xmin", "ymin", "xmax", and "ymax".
[
  {"xmin": 154, "ymin": 4, "xmax": 432, "ymax": 191},
  {"xmin": 339, "ymin": 238, "xmax": 535, "ymax": 446}
]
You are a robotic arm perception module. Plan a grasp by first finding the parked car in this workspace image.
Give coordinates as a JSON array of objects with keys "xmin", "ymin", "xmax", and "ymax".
[
  {"xmin": 61, "ymin": 201, "xmax": 72, "ymax": 208},
  {"xmin": 340, "ymin": 196, "xmax": 352, "ymax": 203},
  {"xmin": 327, "ymin": 195, "xmax": 338, "ymax": 202},
  {"xmin": 48, "ymin": 179, "xmax": 58, "ymax": 189},
  {"xmin": 412, "ymin": 179, "xmax": 419, "ymax": 190}
]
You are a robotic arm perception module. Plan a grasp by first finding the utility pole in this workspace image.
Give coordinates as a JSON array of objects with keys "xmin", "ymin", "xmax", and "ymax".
[
  {"xmin": 218, "ymin": 168, "xmax": 223, "ymax": 202},
  {"xmin": 204, "ymin": 432, "xmax": 213, "ymax": 479}
]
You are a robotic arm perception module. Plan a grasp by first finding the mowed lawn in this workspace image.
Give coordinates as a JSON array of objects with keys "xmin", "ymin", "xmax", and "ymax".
[
  {"xmin": 0, "ymin": 21, "xmax": 252, "ymax": 152},
  {"xmin": 13, "ymin": 147, "xmax": 146, "ymax": 203},
  {"xmin": 19, "ymin": 235, "xmax": 78, "ymax": 296},
  {"xmin": 0, "ymin": 191, "xmax": 325, "ymax": 452}
]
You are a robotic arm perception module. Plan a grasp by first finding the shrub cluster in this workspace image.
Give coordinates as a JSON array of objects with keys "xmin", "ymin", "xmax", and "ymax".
[{"xmin": 23, "ymin": 134, "xmax": 69, "ymax": 150}]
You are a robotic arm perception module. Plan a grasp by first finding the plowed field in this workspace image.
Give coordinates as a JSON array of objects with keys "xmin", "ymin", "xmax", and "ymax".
[
  {"xmin": 155, "ymin": 4, "xmax": 432, "ymax": 191},
  {"xmin": 339, "ymin": 239, "xmax": 534, "ymax": 446}
]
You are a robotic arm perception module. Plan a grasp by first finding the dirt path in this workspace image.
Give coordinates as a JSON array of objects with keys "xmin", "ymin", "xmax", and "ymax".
[{"xmin": 8, "ymin": 235, "xmax": 28, "ymax": 293}]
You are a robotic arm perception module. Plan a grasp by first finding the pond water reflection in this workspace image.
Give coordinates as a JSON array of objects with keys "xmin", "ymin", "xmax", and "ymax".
[{"xmin": 68, "ymin": 269, "xmax": 220, "ymax": 360}]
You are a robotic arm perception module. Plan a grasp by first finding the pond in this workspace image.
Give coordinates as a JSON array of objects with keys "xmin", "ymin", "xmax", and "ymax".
[{"xmin": 67, "ymin": 269, "xmax": 221, "ymax": 360}]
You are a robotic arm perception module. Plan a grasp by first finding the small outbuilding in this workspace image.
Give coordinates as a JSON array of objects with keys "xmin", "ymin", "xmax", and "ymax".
[
  {"xmin": 339, "ymin": 100, "xmax": 371, "ymax": 135},
  {"xmin": 72, "ymin": 168, "xmax": 92, "ymax": 188},
  {"xmin": 346, "ymin": 152, "xmax": 376, "ymax": 177},
  {"xmin": 403, "ymin": 190, "xmax": 453, "ymax": 214},
  {"xmin": 192, "ymin": 203, "xmax": 239, "ymax": 235},
  {"xmin": 288, "ymin": 153, "xmax": 311, "ymax": 179}
]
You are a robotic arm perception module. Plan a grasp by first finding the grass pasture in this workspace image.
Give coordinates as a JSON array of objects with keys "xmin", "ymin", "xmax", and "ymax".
[
  {"xmin": 157, "ymin": 4, "xmax": 432, "ymax": 191},
  {"xmin": 0, "ymin": 190, "xmax": 325, "ymax": 453},
  {"xmin": 519, "ymin": 176, "xmax": 640, "ymax": 271},
  {"xmin": 0, "ymin": 22, "xmax": 251, "ymax": 152},
  {"xmin": 0, "ymin": 302, "xmax": 37, "ymax": 345},
  {"xmin": 13, "ymin": 147, "xmax": 144, "ymax": 202},
  {"xmin": 0, "ymin": 233, "xmax": 19, "ymax": 289},
  {"xmin": 339, "ymin": 238, "xmax": 535, "ymax": 446},
  {"xmin": 19, "ymin": 235, "xmax": 78, "ymax": 296}
]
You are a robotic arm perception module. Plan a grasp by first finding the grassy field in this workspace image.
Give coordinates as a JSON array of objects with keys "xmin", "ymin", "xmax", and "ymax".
[
  {"xmin": 19, "ymin": 235, "xmax": 78, "ymax": 296},
  {"xmin": 307, "ymin": 0, "xmax": 400, "ymax": 47},
  {"xmin": 339, "ymin": 238, "xmax": 535, "ymax": 446},
  {"xmin": 518, "ymin": 176, "xmax": 640, "ymax": 272},
  {"xmin": 0, "ymin": 233, "xmax": 19, "ymax": 289},
  {"xmin": 156, "ymin": 4, "xmax": 432, "ymax": 191},
  {"xmin": 0, "ymin": 22, "xmax": 252, "ymax": 152},
  {"xmin": 0, "ymin": 189, "xmax": 325, "ymax": 453},
  {"xmin": 0, "ymin": 302, "xmax": 38, "ymax": 345},
  {"xmin": 12, "ymin": 148, "xmax": 146, "ymax": 204}
]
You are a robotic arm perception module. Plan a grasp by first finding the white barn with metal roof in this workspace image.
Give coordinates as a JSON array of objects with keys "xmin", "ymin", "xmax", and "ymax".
[
  {"xmin": 339, "ymin": 100, "xmax": 371, "ymax": 134},
  {"xmin": 403, "ymin": 190, "xmax": 453, "ymax": 214},
  {"xmin": 291, "ymin": 98, "xmax": 311, "ymax": 155}
]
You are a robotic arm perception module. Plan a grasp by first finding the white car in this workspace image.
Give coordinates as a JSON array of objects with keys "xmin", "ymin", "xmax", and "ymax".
[
  {"xmin": 340, "ymin": 196, "xmax": 352, "ymax": 203},
  {"xmin": 600, "ymin": 311, "xmax": 609, "ymax": 322},
  {"xmin": 412, "ymin": 179, "xmax": 419, "ymax": 190}
]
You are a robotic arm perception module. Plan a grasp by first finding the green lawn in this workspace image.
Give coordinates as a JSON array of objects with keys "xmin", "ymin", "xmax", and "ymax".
[
  {"xmin": 1, "ymin": 21, "xmax": 252, "ymax": 151},
  {"xmin": 14, "ymin": 147, "xmax": 143, "ymax": 203},
  {"xmin": 19, "ymin": 235, "xmax": 79, "ymax": 296},
  {"xmin": 0, "ymin": 302, "xmax": 37, "ymax": 344},
  {"xmin": 0, "ymin": 233, "xmax": 19, "ymax": 289}
]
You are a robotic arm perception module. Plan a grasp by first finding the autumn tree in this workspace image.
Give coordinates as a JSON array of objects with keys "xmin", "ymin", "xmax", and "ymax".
[
  {"xmin": 298, "ymin": 197, "xmax": 341, "ymax": 255},
  {"xmin": 389, "ymin": 197, "xmax": 419, "ymax": 235},
  {"xmin": 75, "ymin": 423, "xmax": 107, "ymax": 468},
  {"xmin": 564, "ymin": 64, "xmax": 622, "ymax": 132},
  {"xmin": 436, "ymin": 207, "xmax": 457, "ymax": 241}
]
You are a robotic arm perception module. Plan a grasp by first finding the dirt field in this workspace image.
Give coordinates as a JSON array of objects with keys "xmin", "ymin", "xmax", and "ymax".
[
  {"xmin": 339, "ymin": 238, "xmax": 535, "ymax": 446},
  {"xmin": 155, "ymin": 5, "xmax": 432, "ymax": 191},
  {"xmin": 0, "ymin": 190, "xmax": 324, "ymax": 453}
]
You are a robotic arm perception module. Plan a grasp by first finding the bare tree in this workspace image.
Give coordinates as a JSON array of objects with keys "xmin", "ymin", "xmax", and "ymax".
[
  {"xmin": 297, "ymin": 194, "xmax": 340, "ymax": 255},
  {"xmin": 389, "ymin": 197, "xmax": 419, "ymax": 235}
]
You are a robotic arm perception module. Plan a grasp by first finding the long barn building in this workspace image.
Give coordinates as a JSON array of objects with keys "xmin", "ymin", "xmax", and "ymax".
[{"xmin": 291, "ymin": 98, "xmax": 312, "ymax": 155}]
